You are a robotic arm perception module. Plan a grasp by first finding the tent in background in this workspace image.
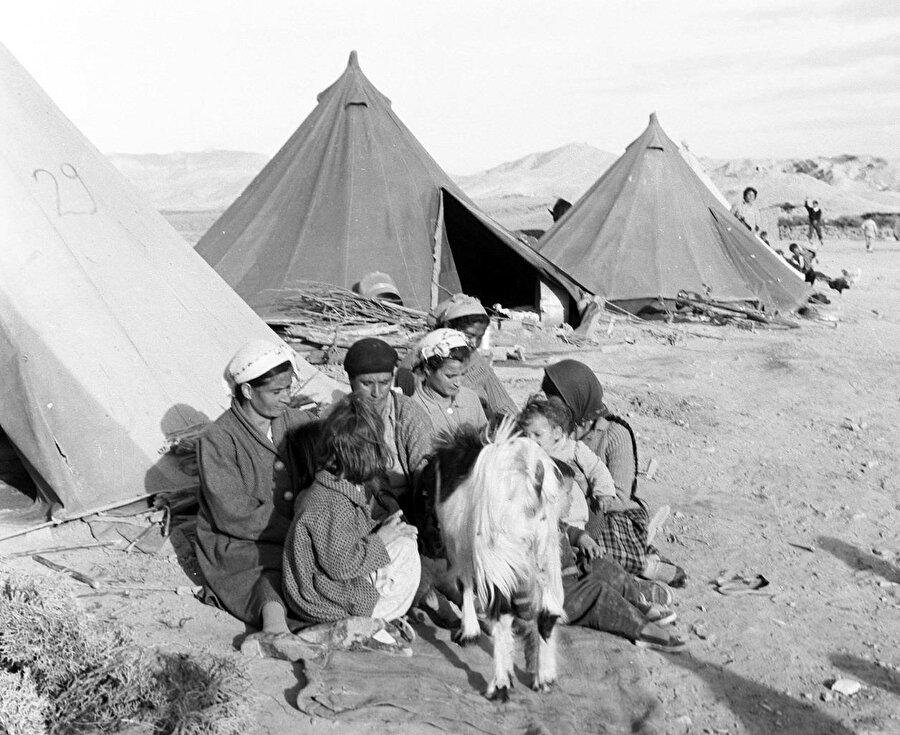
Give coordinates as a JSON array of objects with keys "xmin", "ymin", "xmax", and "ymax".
[
  {"xmin": 535, "ymin": 113, "xmax": 808, "ymax": 315},
  {"xmin": 0, "ymin": 42, "xmax": 341, "ymax": 536},
  {"xmin": 196, "ymin": 51, "xmax": 584, "ymax": 323},
  {"xmin": 679, "ymin": 141, "xmax": 731, "ymax": 209}
]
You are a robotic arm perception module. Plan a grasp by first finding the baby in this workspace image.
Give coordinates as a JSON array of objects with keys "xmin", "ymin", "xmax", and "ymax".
[{"xmin": 519, "ymin": 395, "xmax": 629, "ymax": 512}]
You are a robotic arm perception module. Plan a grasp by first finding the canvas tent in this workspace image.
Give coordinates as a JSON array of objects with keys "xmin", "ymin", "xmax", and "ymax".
[
  {"xmin": 535, "ymin": 114, "xmax": 809, "ymax": 315},
  {"xmin": 196, "ymin": 51, "xmax": 584, "ymax": 322},
  {"xmin": 0, "ymin": 42, "xmax": 341, "ymax": 535},
  {"xmin": 679, "ymin": 141, "xmax": 730, "ymax": 209}
]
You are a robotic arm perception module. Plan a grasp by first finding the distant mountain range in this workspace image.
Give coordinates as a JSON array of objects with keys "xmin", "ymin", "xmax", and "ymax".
[
  {"xmin": 108, "ymin": 144, "xmax": 900, "ymax": 240},
  {"xmin": 107, "ymin": 150, "xmax": 268, "ymax": 212}
]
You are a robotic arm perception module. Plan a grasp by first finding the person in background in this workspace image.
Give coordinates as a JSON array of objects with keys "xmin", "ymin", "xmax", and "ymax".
[
  {"xmin": 397, "ymin": 294, "xmax": 517, "ymax": 420},
  {"xmin": 195, "ymin": 340, "xmax": 314, "ymax": 647},
  {"xmin": 785, "ymin": 243, "xmax": 852, "ymax": 293},
  {"xmin": 732, "ymin": 187, "xmax": 762, "ymax": 234},
  {"xmin": 541, "ymin": 359, "xmax": 686, "ymax": 587},
  {"xmin": 805, "ymin": 198, "xmax": 824, "ymax": 247},
  {"xmin": 282, "ymin": 394, "xmax": 420, "ymax": 633},
  {"xmin": 548, "ymin": 198, "xmax": 573, "ymax": 223},
  {"xmin": 861, "ymin": 216, "xmax": 878, "ymax": 253},
  {"xmin": 343, "ymin": 337, "xmax": 431, "ymax": 517}
]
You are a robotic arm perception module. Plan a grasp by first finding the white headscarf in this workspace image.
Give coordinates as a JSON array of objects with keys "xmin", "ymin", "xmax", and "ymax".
[
  {"xmin": 417, "ymin": 328, "xmax": 469, "ymax": 364},
  {"xmin": 224, "ymin": 339, "xmax": 296, "ymax": 393}
]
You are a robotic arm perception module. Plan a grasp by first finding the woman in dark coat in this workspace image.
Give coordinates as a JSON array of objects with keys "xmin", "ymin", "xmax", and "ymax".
[{"xmin": 195, "ymin": 340, "xmax": 314, "ymax": 637}]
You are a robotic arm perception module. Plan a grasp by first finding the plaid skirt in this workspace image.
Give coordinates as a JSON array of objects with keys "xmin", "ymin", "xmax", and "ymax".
[{"xmin": 585, "ymin": 502, "xmax": 650, "ymax": 575}]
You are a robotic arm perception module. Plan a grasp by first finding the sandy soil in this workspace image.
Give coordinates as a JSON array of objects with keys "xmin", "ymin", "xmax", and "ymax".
[{"xmin": 4, "ymin": 237, "xmax": 900, "ymax": 735}]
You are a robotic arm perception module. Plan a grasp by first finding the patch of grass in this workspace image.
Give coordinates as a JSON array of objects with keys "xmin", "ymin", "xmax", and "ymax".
[{"xmin": 0, "ymin": 571, "xmax": 253, "ymax": 735}]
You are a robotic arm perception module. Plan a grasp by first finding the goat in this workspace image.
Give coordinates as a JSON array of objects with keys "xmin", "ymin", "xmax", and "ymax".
[{"xmin": 431, "ymin": 417, "xmax": 566, "ymax": 701}]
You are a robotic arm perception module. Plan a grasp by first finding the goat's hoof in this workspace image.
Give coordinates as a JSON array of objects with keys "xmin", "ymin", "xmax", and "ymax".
[
  {"xmin": 532, "ymin": 677, "xmax": 556, "ymax": 693},
  {"xmin": 451, "ymin": 628, "xmax": 479, "ymax": 646},
  {"xmin": 486, "ymin": 685, "xmax": 511, "ymax": 702}
]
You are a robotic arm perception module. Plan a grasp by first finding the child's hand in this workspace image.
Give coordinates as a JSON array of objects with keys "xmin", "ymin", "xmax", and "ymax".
[
  {"xmin": 576, "ymin": 532, "xmax": 602, "ymax": 559},
  {"xmin": 376, "ymin": 511, "xmax": 417, "ymax": 546},
  {"xmin": 588, "ymin": 494, "xmax": 610, "ymax": 515}
]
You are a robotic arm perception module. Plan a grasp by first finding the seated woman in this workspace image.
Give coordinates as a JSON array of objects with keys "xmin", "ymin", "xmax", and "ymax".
[
  {"xmin": 541, "ymin": 359, "xmax": 685, "ymax": 586},
  {"xmin": 195, "ymin": 340, "xmax": 314, "ymax": 639},
  {"xmin": 343, "ymin": 337, "xmax": 432, "ymax": 517},
  {"xmin": 282, "ymin": 394, "xmax": 421, "ymax": 627},
  {"xmin": 397, "ymin": 294, "xmax": 517, "ymax": 420},
  {"xmin": 410, "ymin": 328, "xmax": 488, "ymax": 446},
  {"xmin": 555, "ymin": 461, "xmax": 684, "ymax": 651}
]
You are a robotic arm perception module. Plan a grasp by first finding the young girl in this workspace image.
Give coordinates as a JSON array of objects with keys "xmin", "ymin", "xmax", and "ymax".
[
  {"xmin": 282, "ymin": 394, "xmax": 420, "ymax": 626},
  {"xmin": 410, "ymin": 328, "xmax": 487, "ymax": 446}
]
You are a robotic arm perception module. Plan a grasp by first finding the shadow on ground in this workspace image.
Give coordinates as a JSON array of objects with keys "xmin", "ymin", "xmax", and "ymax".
[
  {"xmin": 817, "ymin": 536, "xmax": 900, "ymax": 584},
  {"xmin": 665, "ymin": 651, "xmax": 856, "ymax": 735},
  {"xmin": 830, "ymin": 652, "xmax": 900, "ymax": 697}
]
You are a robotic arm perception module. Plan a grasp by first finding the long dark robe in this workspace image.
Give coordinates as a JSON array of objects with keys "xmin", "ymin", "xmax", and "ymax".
[{"xmin": 194, "ymin": 400, "xmax": 312, "ymax": 627}]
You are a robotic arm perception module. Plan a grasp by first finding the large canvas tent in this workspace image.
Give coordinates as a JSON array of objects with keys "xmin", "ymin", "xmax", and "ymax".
[
  {"xmin": 0, "ymin": 42, "xmax": 340, "ymax": 534},
  {"xmin": 535, "ymin": 114, "xmax": 808, "ymax": 315},
  {"xmin": 196, "ymin": 51, "xmax": 583, "ymax": 321}
]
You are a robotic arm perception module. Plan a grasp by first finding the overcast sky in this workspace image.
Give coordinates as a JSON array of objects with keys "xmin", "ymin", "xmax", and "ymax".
[{"xmin": 2, "ymin": 0, "xmax": 898, "ymax": 173}]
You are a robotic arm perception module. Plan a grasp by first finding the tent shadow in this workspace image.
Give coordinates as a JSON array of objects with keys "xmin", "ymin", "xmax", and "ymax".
[
  {"xmin": 817, "ymin": 535, "xmax": 900, "ymax": 583},
  {"xmin": 829, "ymin": 652, "xmax": 900, "ymax": 696},
  {"xmin": 664, "ymin": 651, "xmax": 856, "ymax": 735}
]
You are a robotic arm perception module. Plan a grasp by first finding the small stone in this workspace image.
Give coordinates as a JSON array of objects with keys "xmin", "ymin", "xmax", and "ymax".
[
  {"xmin": 831, "ymin": 678, "xmax": 861, "ymax": 696},
  {"xmin": 821, "ymin": 692, "xmax": 833, "ymax": 702}
]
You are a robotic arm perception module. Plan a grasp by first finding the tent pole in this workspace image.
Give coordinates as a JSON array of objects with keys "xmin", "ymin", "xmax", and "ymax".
[{"xmin": 431, "ymin": 192, "xmax": 445, "ymax": 310}]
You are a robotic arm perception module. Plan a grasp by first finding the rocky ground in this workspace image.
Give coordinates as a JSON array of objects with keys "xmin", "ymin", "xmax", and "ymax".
[{"xmin": 3, "ymin": 237, "xmax": 899, "ymax": 734}]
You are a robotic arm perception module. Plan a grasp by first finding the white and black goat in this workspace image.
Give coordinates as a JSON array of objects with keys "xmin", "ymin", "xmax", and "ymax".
[{"xmin": 431, "ymin": 417, "xmax": 566, "ymax": 701}]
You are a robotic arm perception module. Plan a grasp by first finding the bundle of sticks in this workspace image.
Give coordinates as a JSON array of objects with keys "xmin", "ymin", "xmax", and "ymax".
[
  {"xmin": 264, "ymin": 282, "xmax": 428, "ymax": 348},
  {"xmin": 674, "ymin": 291, "xmax": 799, "ymax": 329}
]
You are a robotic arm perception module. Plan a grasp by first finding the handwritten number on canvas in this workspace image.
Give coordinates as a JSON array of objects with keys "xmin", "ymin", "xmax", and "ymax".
[{"xmin": 32, "ymin": 163, "xmax": 98, "ymax": 216}]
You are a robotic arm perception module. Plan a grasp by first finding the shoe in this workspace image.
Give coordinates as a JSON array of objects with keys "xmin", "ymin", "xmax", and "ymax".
[
  {"xmin": 669, "ymin": 566, "xmax": 688, "ymax": 589},
  {"xmin": 644, "ymin": 604, "xmax": 677, "ymax": 626},
  {"xmin": 635, "ymin": 628, "xmax": 685, "ymax": 653},
  {"xmin": 637, "ymin": 579, "xmax": 674, "ymax": 607},
  {"xmin": 646, "ymin": 505, "xmax": 670, "ymax": 546},
  {"xmin": 239, "ymin": 631, "xmax": 313, "ymax": 662}
]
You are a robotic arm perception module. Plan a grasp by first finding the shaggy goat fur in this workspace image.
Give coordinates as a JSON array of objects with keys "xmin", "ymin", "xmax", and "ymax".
[{"xmin": 433, "ymin": 417, "xmax": 566, "ymax": 700}]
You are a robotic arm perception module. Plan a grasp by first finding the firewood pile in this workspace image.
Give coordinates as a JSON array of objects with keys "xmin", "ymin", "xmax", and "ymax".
[{"xmin": 265, "ymin": 282, "xmax": 428, "ymax": 349}]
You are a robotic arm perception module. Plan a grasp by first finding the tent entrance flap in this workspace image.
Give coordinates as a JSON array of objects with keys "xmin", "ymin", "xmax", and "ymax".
[
  {"xmin": 441, "ymin": 191, "xmax": 540, "ymax": 311},
  {"xmin": 0, "ymin": 428, "xmax": 52, "ymax": 529}
]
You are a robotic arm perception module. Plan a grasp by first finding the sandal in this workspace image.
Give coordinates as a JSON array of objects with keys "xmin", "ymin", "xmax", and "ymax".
[{"xmin": 714, "ymin": 572, "xmax": 770, "ymax": 595}]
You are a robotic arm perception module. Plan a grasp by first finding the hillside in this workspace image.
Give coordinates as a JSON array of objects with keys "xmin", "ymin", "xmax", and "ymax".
[
  {"xmin": 108, "ymin": 150, "xmax": 268, "ymax": 212},
  {"xmin": 108, "ymin": 146, "xmax": 900, "ymax": 242}
]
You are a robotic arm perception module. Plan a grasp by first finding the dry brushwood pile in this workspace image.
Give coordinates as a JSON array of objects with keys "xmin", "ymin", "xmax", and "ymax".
[
  {"xmin": 0, "ymin": 570, "xmax": 254, "ymax": 735},
  {"xmin": 265, "ymin": 282, "xmax": 428, "ymax": 349}
]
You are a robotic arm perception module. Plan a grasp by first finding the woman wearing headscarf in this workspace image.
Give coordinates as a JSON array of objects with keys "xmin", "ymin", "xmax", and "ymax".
[
  {"xmin": 397, "ymin": 294, "xmax": 517, "ymax": 420},
  {"xmin": 541, "ymin": 359, "xmax": 686, "ymax": 587},
  {"xmin": 343, "ymin": 337, "xmax": 432, "ymax": 517},
  {"xmin": 410, "ymin": 328, "xmax": 488, "ymax": 445},
  {"xmin": 195, "ymin": 340, "xmax": 315, "ymax": 641}
]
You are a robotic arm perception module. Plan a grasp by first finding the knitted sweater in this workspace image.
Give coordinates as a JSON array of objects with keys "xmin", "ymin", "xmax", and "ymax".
[{"xmin": 283, "ymin": 470, "xmax": 391, "ymax": 623}]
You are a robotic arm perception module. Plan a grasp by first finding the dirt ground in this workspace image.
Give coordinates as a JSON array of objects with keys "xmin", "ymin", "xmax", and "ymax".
[{"xmin": 4, "ymin": 236, "xmax": 900, "ymax": 734}]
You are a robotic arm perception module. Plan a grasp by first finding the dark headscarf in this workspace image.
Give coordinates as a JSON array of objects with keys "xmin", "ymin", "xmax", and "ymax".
[
  {"xmin": 541, "ymin": 359, "xmax": 609, "ymax": 424},
  {"xmin": 343, "ymin": 338, "xmax": 398, "ymax": 378}
]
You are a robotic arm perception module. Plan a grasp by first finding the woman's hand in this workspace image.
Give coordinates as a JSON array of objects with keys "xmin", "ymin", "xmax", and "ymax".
[
  {"xmin": 576, "ymin": 532, "xmax": 602, "ymax": 559},
  {"xmin": 375, "ymin": 511, "xmax": 418, "ymax": 546}
]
